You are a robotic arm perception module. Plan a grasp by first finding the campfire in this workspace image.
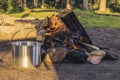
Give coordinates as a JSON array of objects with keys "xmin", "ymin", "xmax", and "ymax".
[
  {"xmin": 35, "ymin": 10, "xmax": 118, "ymax": 64},
  {"xmin": 0, "ymin": 10, "xmax": 117, "ymax": 67}
]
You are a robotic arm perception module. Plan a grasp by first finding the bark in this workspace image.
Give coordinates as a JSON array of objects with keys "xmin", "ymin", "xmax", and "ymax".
[
  {"xmin": 99, "ymin": 0, "xmax": 106, "ymax": 12},
  {"xmin": 83, "ymin": 0, "xmax": 89, "ymax": 10}
]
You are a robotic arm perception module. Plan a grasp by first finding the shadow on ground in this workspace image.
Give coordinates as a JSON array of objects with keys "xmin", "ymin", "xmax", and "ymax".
[
  {"xmin": 21, "ymin": 13, "xmax": 30, "ymax": 18},
  {"xmin": 30, "ymin": 9, "xmax": 57, "ymax": 13}
]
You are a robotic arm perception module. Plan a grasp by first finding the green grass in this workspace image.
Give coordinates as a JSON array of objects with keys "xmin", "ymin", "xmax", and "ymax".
[
  {"xmin": 9, "ymin": 11, "xmax": 56, "ymax": 18},
  {"xmin": 3, "ymin": 8, "xmax": 57, "ymax": 18},
  {"xmin": 73, "ymin": 9, "xmax": 120, "ymax": 29},
  {"xmin": 1, "ymin": 8, "xmax": 120, "ymax": 28}
]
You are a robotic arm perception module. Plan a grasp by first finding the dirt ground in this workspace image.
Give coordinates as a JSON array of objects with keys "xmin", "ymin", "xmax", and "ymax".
[{"xmin": 0, "ymin": 28, "xmax": 120, "ymax": 80}]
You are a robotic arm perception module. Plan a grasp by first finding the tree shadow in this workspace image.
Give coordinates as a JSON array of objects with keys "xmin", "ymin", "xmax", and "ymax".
[
  {"xmin": 30, "ymin": 9, "xmax": 57, "ymax": 13},
  {"xmin": 15, "ymin": 19, "xmax": 41, "ymax": 24},
  {"xmin": 21, "ymin": 13, "xmax": 30, "ymax": 18}
]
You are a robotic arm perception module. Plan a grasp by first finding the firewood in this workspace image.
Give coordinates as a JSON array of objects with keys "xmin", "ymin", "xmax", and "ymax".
[
  {"xmin": 0, "ymin": 58, "xmax": 3, "ymax": 62},
  {"xmin": 37, "ymin": 10, "xmax": 92, "ymax": 51},
  {"xmin": 65, "ymin": 49, "xmax": 88, "ymax": 63},
  {"xmin": 35, "ymin": 17, "xmax": 50, "ymax": 30},
  {"xmin": 45, "ymin": 47, "xmax": 68, "ymax": 63},
  {"xmin": 58, "ymin": 10, "xmax": 92, "ymax": 44},
  {"xmin": 44, "ymin": 54, "xmax": 53, "ymax": 63},
  {"xmin": 87, "ymin": 50, "xmax": 106, "ymax": 64}
]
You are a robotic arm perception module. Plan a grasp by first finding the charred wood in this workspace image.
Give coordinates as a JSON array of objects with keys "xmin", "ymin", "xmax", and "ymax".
[
  {"xmin": 65, "ymin": 49, "xmax": 88, "ymax": 63},
  {"xmin": 58, "ymin": 10, "xmax": 92, "ymax": 44},
  {"xmin": 35, "ymin": 17, "xmax": 50, "ymax": 30},
  {"xmin": 45, "ymin": 47, "xmax": 68, "ymax": 63}
]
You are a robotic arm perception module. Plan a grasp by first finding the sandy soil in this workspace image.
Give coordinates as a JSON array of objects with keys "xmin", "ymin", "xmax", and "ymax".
[{"xmin": 0, "ymin": 28, "xmax": 120, "ymax": 80}]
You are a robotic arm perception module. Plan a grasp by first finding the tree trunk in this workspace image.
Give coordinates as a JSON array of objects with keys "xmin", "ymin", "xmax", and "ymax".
[
  {"xmin": 34, "ymin": 0, "xmax": 38, "ymax": 8},
  {"xmin": 83, "ymin": 0, "xmax": 89, "ymax": 10},
  {"xmin": 20, "ymin": 0, "xmax": 23, "ymax": 7},
  {"xmin": 41, "ymin": 0, "xmax": 45, "ymax": 8},
  {"xmin": 16, "ymin": 0, "xmax": 23, "ymax": 7},
  {"xmin": 99, "ymin": 0, "xmax": 106, "ymax": 12},
  {"xmin": 66, "ymin": 0, "xmax": 71, "ymax": 10},
  {"xmin": 23, "ymin": 0, "xmax": 27, "ymax": 8}
]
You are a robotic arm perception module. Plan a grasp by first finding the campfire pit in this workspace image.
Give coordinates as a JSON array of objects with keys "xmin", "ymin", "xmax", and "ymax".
[{"xmin": 35, "ymin": 10, "xmax": 118, "ymax": 64}]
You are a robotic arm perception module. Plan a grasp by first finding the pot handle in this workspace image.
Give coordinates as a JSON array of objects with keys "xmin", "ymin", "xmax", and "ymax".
[{"xmin": 11, "ymin": 27, "xmax": 36, "ymax": 41}]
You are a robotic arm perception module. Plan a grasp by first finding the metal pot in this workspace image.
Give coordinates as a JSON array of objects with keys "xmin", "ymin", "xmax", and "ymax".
[{"xmin": 11, "ymin": 41, "xmax": 42, "ymax": 68}]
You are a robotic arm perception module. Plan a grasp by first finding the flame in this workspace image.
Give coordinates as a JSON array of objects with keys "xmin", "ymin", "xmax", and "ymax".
[
  {"xmin": 44, "ymin": 14, "xmax": 81, "ymax": 50},
  {"xmin": 47, "ymin": 14, "xmax": 67, "ymax": 34},
  {"xmin": 71, "ymin": 39, "xmax": 80, "ymax": 50},
  {"xmin": 80, "ymin": 35, "xmax": 83, "ymax": 41}
]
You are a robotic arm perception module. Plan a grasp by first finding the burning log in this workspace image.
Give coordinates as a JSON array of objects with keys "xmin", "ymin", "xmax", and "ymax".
[
  {"xmin": 58, "ymin": 10, "xmax": 92, "ymax": 44},
  {"xmin": 39, "ymin": 11, "xmax": 91, "ymax": 49}
]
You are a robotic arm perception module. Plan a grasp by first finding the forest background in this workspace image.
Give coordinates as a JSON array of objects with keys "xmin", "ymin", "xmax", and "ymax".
[{"xmin": 0, "ymin": 0, "xmax": 120, "ymax": 28}]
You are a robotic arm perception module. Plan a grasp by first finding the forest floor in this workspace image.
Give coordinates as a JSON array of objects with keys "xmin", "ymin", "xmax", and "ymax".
[{"xmin": 0, "ymin": 27, "xmax": 120, "ymax": 80}]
